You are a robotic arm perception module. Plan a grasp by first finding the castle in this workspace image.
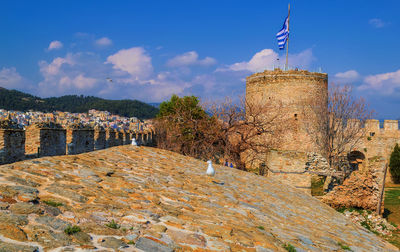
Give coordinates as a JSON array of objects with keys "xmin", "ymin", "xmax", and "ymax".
[{"xmin": 245, "ymin": 69, "xmax": 398, "ymax": 210}]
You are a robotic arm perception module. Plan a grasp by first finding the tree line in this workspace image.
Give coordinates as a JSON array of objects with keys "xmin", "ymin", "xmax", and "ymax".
[{"xmin": 0, "ymin": 87, "xmax": 159, "ymax": 119}]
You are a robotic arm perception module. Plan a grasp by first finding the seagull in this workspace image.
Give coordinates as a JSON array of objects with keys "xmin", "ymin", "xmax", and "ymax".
[
  {"xmin": 206, "ymin": 160, "xmax": 215, "ymax": 176},
  {"xmin": 131, "ymin": 138, "xmax": 137, "ymax": 146}
]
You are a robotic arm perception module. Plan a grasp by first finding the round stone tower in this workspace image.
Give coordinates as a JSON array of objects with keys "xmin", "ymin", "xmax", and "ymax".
[{"xmin": 246, "ymin": 69, "xmax": 328, "ymax": 154}]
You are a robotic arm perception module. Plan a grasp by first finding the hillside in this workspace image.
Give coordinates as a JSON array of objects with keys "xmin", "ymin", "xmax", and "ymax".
[
  {"xmin": 0, "ymin": 87, "xmax": 159, "ymax": 119},
  {"xmin": 0, "ymin": 145, "xmax": 396, "ymax": 251}
]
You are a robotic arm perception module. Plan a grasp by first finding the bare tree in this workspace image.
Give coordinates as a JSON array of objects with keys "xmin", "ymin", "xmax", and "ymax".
[
  {"xmin": 207, "ymin": 96, "xmax": 285, "ymax": 171},
  {"xmin": 305, "ymin": 83, "xmax": 373, "ymax": 169},
  {"xmin": 155, "ymin": 95, "xmax": 286, "ymax": 172}
]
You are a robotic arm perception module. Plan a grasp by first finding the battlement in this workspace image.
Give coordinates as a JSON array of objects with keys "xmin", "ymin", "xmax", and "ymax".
[
  {"xmin": 0, "ymin": 120, "xmax": 154, "ymax": 165},
  {"xmin": 361, "ymin": 119, "xmax": 400, "ymax": 133},
  {"xmin": 246, "ymin": 69, "xmax": 328, "ymax": 82}
]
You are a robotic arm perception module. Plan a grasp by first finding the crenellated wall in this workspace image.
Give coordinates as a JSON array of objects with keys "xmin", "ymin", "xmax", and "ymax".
[
  {"xmin": 123, "ymin": 130, "xmax": 131, "ymax": 145},
  {"xmin": 0, "ymin": 120, "xmax": 153, "ymax": 165},
  {"xmin": 349, "ymin": 119, "xmax": 400, "ymax": 182},
  {"xmin": 25, "ymin": 124, "xmax": 66, "ymax": 157},
  {"xmin": 67, "ymin": 128, "xmax": 95, "ymax": 155},
  {"xmin": 106, "ymin": 128, "xmax": 116, "ymax": 148},
  {"xmin": 94, "ymin": 128, "xmax": 106, "ymax": 150},
  {"xmin": 115, "ymin": 130, "xmax": 124, "ymax": 146}
]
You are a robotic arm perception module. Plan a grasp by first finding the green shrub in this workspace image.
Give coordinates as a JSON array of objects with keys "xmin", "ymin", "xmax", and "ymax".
[
  {"xmin": 64, "ymin": 225, "xmax": 81, "ymax": 235},
  {"xmin": 43, "ymin": 200, "xmax": 63, "ymax": 207},
  {"xmin": 106, "ymin": 220, "xmax": 120, "ymax": 229},
  {"xmin": 338, "ymin": 242, "xmax": 352, "ymax": 251},
  {"xmin": 311, "ymin": 176, "xmax": 325, "ymax": 196},
  {"xmin": 257, "ymin": 226, "xmax": 265, "ymax": 230},
  {"xmin": 283, "ymin": 243, "xmax": 296, "ymax": 252},
  {"xmin": 390, "ymin": 143, "xmax": 400, "ymax": 183}
]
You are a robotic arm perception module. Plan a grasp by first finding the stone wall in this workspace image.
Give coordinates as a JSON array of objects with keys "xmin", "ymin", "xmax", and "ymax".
[
  {"xmin": 0, "ymin": 120, "xmax": 153, "ymax": 164},
  {"xmin": 25, "ymin": 125, "xmax": 66, "ymax": 157},
  {"xmin": 115, "ymin": 130, "xmax": 124, "ymax": 146},
  {"xmin": 106, "ymin": 129, "xmax": 116, "ymax": 148},
  {"xmin": 265, "ymin": 150, "xmax": 311, "ymax": 194},
  {"xmin": 322, "ymin": 156, "xmax": 386, "ymax": 212},
  {"xmin": 0, "ymin": 129, "xmax": 25, "ymax": 164},
  {"xmin": 123, "ymin": 130, "xmax": 131, "ymax": 145},
  {"xmin": 341, "ymin": 119, "xmax": 400, "ymax": 183},
  {"xmin": 67, "ymin": 129, "xmax": 94, "ymax": 155},
  {"xmin": 94, "ymin": 129, "xmax": 106, "ymax": 150}
]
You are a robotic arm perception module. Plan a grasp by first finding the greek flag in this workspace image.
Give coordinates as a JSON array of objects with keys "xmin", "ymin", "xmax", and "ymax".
[{"xmin": 276, "ymin": 16, "xmax": 289, "ymax": 50}]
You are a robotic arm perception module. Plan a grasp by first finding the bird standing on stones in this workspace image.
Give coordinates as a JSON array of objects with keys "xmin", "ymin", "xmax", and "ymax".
[
  {"xmin": 131, "ymin": 138, "xmax": 138, "ymax": 146},
  {"xmin": 206, "ymin": 160, "xmax": 215, "ymax": 176}
]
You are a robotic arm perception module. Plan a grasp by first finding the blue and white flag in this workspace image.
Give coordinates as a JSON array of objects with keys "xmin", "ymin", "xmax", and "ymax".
[{"xmin": 276, "ymin": 16, "xmax": 289, "ymax": 50}]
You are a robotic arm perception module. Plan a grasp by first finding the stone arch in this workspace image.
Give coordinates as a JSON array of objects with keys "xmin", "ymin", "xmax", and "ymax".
[{"xmin": 347, "ymin": 151, "xmax": 366, "ymax": 172}]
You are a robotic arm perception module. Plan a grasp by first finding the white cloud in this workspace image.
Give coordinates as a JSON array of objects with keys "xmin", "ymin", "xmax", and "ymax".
[
  {"xmin": 369, "ymin": 18, "xmax": 386, "ymax": 28},
  {"xmin": 167, "ymin": 51, "xmax": 216, "ymax": 67},
  {"xmin": 48, "ymin": 40, "xmax": 63, "ymax": 51},
  {"xmin": 358, "ymin": 69, "xmax": 400, "ymax": 95},
  {"xmin": 38, "ymin": 53, "xmax": 103, "ymax": 96},
  {"xmin": 0, "ymin": 67, "xmax": 25, "ymax": 89},
  {"xmin": 333, "ymin": 70, "xmax": 360, "ymax": 84},
  {"xmin": 39, "ymin": 54, "xmax": 75, "ymax": 76},
  {"xmin": 59, "ymin": 74, "xmax": 97, "ymax": 89},
  {"xmin": 218, "ymin": 48, "xmax": 314, "ymax": 73},
  {"xmin": 106, "ymin": 47, "xmax": 153, "ymax": 80},
  {"xmin": 95, "ymin": 37, "xmax": 112, "ymax": 47}
]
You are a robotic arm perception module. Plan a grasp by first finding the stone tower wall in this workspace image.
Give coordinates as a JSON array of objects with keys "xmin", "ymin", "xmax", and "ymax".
[{"xmin": 246, "ymin": 69, "xmax": 328, "ymax": 153}]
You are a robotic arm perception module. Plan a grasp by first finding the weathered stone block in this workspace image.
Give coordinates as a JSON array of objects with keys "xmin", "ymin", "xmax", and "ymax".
[{"xmin": 0, "ymin": 129, "xmax": 25, "ymax": 164}]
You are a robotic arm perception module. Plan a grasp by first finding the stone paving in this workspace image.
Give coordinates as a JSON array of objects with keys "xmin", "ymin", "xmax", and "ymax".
[{"xmin": 0, "ymin": 145, "xmax": 397, "ymax": 251}]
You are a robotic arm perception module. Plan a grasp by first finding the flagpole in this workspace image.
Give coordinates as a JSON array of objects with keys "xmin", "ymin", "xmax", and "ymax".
[{"xmin": 285, "ymin": 3, "xmax": 290, "ymax": 70}]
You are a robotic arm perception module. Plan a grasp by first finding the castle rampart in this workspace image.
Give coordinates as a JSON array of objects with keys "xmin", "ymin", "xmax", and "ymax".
[
  {"xmin": 66, "ymin": 126, "xmax": 95, "ymax": 155},
  {"xmin": 123, "ymin": 130, "xmax": 131, "ymax": 145},
  {"xmin": 106, "ymin": 128, "xmax": 116, "ymax": 148},
  {"xmin": 25, "ymin": 123, "xmax": 66, "ymax": 157},
  {"xmin": 94, "ymin": 126, "xmax": 106, "ymax": 150},
  {"xmin": 0, "ymin": 128, "xmax": 25, "ymax": 164},
  {"xmin": 115, "ymin": 129, "xmax": 124, "ymax": 146},
  {"xmin": 0, "ymin": 119, "xmax": 152, "ymax": 165}
]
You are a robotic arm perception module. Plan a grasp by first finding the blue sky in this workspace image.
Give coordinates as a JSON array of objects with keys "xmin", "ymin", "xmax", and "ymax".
[{"xmin": 1, "ymin": 0, "xmax": 400, "ymax": 118}]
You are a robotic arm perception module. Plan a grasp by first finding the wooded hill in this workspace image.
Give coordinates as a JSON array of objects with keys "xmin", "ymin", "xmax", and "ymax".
[{"xmin": 0, "ymin": 87, "xmax": 159, "ymax": 119}]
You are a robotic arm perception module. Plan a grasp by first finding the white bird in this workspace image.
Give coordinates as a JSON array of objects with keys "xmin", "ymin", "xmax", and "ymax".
[
  {"xmin": 131, "ymin": 138, "xmax": 137, "ymax": 146},
  {"xmin": 206, "ymin": 160, "xmax": 215, "ymax": 176}
]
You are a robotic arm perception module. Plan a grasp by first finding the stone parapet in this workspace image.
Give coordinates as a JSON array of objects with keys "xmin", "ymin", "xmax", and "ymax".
[
  {"xmin": 106, "ymin": 128, "xmax": 116, "ymax": 148},
  {"xmin": 25, "ymin": 124, "xmax": 66, "ymax": 157},
  {"xmin": 115, "ymin": 130, "xmax": 124, "ymax": 146},
  {"xmin": 66, "ymin": 128, "xmax": 94, "ymax": 155},
  {"xmin": 0, "ymin": 129, "xmax": 25, "ymax": 164},
  {"xmin": 94, "ymin": 129, "xmax": 106, "ymax": 150}
]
